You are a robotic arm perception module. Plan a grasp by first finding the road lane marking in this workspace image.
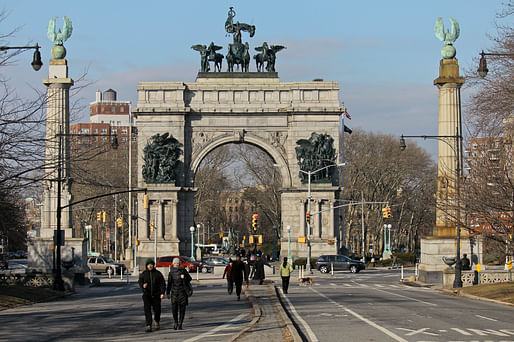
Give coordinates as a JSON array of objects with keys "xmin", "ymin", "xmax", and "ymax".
[
  {"xmin": 475, "ymin": 314, "xmax": 498, "ymax": 322},
  {"xmin": 467, "ymin": 328, "xmax": 510, "ymax": 336},
  {"xmin": 182, "ymin": 313, "xmax": 249, "ymax": 342},
  {"xmin": 310, "ymin": 287, "xmax": 408, "ymax": 342},
  {"xmin": 374, "ymin": 284, "xmax": 384, "ymax": 287},
  {"xmin": 371, "ymin": 288, "xmax": 437, "ymax": 306},
  {"xmin": 281, "ymin": 289, "xmax": 319, "ymax": 342},
  {"xmin": 397, "ymin": 327, "xmax": 439, "ymax": 336},
  {"xmin": 451, "ymin": 328, "xmax": 472, "ymax": 335}
]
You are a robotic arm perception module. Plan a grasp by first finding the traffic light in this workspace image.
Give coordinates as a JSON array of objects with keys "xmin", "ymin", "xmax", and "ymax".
[
  {"xmin": 219, "ymin": 232, "xmax": 223, "ymax": 238},
  {"xmin": 143, "ymin": 194, "xmax": 149, "ymax": 209},
  {"xmin": 257, "ymin": 235, "xmax": 263, "ymax": 245},
  {"xmin": 249, "ymin": 235, "xmax": 254, "ymax": 244},
  {"xmin": 116, "ymin": 217, "xmax": 123, "ymax": 228},
  {"xmin": 252, "ymin": 214, "xmax": 259, "ymax": 231},
  {"xmin": 383, "ymin": 206, "xmax": 392, "ymax": 218},
  {"xmin": 97, "ymin": 211, "xmax": 102, "ymax": 221},
  {"xmin": 150, "ymin": 220, "xmax": 155, "ymax": 232},
  {"xmin": 102, "ymin": 211, "xmax": 106, "ymax": 223},
  {"xmin": 306, "ymin": 212, "xmax": 310, "ymax": 224}
]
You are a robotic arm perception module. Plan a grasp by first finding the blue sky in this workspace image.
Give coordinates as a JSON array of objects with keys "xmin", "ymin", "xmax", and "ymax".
[{"xmin": 1, "ymin": 1, "xmax": 511, "ymax": 158}]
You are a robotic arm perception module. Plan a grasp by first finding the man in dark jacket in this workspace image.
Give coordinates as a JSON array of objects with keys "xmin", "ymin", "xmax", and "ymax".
[
  {"xmin": 230, "ymin": 254, "xmax": 249, "ymax": 301},
  {"xmin": 138, "ymin": 258, "xmax": 165, "ymax": 332},
  {"xmin": 252, "ymin": 254, "xmax": 267, "ymax": 285}
]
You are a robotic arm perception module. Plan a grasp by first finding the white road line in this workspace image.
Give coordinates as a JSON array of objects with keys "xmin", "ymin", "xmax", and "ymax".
[
  {"xmin": 372, "ymin": 288, "xmax": 437, "ymax": 306},
  {"xmin": 280, "ymin": 289, "xmax": 319, "ymax": 342},
  {"xmin": 182, "ymin": 312, "xmax": 249, "ymax": 342},
  {"xmin": 310, "ymin": 288, "xmax": 408, "ymax": 342},
  {"xmin": 475, "ymin": 314, "xmax": 498, "ymax": 322},
  {"xmin": 329, "ymin": 283, "xmax": 337, "ymax": 286},
  {"xmin": 374, "ymin": 284, "xmax": 384, "ymax": 288},
  {"xmin": 451, "ymin": 327, "xmax": 472, "ymax": 335}
]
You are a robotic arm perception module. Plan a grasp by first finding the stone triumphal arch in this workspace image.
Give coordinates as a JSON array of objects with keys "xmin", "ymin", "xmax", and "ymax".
[
  {"xmin": 131, "ymin": 8, "xmax": 346, "ymax": 264},
  {"xmin": 133, "ymin": 73, "xmax": 345, "ymax": 263}
]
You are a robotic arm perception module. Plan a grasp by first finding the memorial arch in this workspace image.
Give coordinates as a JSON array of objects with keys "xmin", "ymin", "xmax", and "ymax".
[
  {"xmin": 130, "ymin": 8, "xmax": 346, "ymax": 264},
  {"xmin": 132, "ymin": 73, "xmax": 345, "ymax": 263}
]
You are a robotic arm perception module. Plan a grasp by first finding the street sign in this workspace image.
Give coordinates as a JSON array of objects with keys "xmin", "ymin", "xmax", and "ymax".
[
  {"xmin": 298, "ymin": 236, "xmax": 306, "ymax": 244},
  {"xmin": 507, "ymin": 260, "xmax": 512, "ymax": 270},
  {"xmin": 476, "ymin": 263, "xmax": 482, "ymax": 272}
]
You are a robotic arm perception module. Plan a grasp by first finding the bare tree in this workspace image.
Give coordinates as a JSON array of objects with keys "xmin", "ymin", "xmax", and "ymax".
[
  {"xmin": 343, "ymin": 130, "xmax": 436, "ymax": 257},
  {"xmin": 462, "ymin": 1, "xmax": 513, "ymax": 259}
]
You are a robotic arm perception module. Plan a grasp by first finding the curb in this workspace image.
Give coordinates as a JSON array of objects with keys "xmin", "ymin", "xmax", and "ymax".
[
  {"xmin": 442, "ymin": 288, "xmax": 514, "ymax": 307},
  {"xmin": 229, "ymin": 287, "xmax": 262, "ymax": 342},
  {"xmin": 273, "ymin": 284, "xmax": 304, "ymax": 342}
]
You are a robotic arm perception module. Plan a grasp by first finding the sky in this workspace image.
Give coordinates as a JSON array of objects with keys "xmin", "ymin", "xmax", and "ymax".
[{"xmin": 1, "ymin": 0, "xmax": 512, "ymax": 159}]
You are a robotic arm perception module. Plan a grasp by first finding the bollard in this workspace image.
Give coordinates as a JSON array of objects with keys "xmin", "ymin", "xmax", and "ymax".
[
  {"xmin": 273, "ymin": 265, "xmax": 276, "ymax": 275},
  {"xmin": 120, "ymin": 267, "xmax": 123, "ymax": 280},
  {"xmin": 331, "ymin": 263, "xmax": 334, "ymax": 276},
  {"xmin": 196, "ymin": 266, "xmax": 199, "ymax": 281},
  {"xmin": 400, "ymin": 265, "xmax": 404, "ymax": 280},
  {"xmin": 108, "ymin": 267, "xmax": 112, "ymax": 279},
  {"xmin": 415, "ymin": 263, "xmax": 419, "ymax": 281}
]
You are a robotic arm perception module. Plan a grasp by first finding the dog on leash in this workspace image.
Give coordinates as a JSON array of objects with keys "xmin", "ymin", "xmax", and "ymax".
[{"xmin": 298, "ymin": 277, "xmax": 313, "ymax": 286}]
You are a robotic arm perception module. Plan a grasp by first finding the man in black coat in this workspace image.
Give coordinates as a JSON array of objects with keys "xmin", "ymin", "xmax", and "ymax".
[
  {"xmin": 138, "ymin": 258, "xmax": 165, "ymax": 332},
  {"xmin": 230, "ymin": 254, "xmax": 249, "ymax": 301},
  {"xmin": 253, "ymin": 254, "xmax": 267, "ymax": 285}
]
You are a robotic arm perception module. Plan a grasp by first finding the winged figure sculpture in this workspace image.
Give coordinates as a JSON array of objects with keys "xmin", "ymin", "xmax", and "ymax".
[
  {"xmin": 435, "ymin": 17, "xmax": 460, "ymax": 45},
  {"xmin": 434, "ymin": 17, "xmax": 460, "ymax": 59},
  {"xmin": 47, "ymin": 16, "xmax": 73, "ymax": 45}
]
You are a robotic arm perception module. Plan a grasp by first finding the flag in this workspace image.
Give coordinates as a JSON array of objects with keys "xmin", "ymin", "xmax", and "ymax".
[
  {"xmin": 344, "ymin": 110, "xmax": 351, "ymax": 120},
  {"xmin": 344, "ymin": 125, "xmax": 352, "ymax": 134}
]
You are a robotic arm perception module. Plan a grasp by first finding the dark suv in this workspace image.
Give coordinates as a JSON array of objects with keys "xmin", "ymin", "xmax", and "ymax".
[{"xmin": 316, "ymin": 255, "xmax": 365, "ymax": 273}]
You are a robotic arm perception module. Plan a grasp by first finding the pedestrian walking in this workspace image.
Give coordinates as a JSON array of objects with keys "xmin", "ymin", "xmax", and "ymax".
[
  {"xmin": 138, "ymin": 258, "xmax": 166, "ymax": 333},
  {"xmin": 231, "ymin": 254, "xmax": 249, "ymax": 301},
  {"xmin": 222, "ymin": 258, "xmax": 233, "ymax": 294},
  {"xmin": 166, "ymin": 257, "xmax": 193, "ymax": 330},
  {"xmin": 280, "ymin": 257, "xmax": 294, "ymax": 294},
  {"xmin": 252, "ymin": 254, "xmax": 266, "ymax": 285}
]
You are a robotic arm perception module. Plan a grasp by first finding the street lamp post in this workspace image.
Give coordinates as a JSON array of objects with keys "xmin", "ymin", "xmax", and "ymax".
[
  {"xmin": 287, "ymin": 225, "xmax": 291, "ymax": 261},
  {"xmin": 477, "ymin": 50, "xmax": 514, "ymax": 78},
  {"xmin": 190, "ymin": 226, "xmax": 195, "ymax": 261},
  {"xmin": 196, "ymin": 224, "xmax": 202, "ymax": 261},
  {"xmin": 0, "ymin": 44, "xmax": 43, "ymax": 71},
  {"xmin": 400, "ymin": 133, "xmax": 464, "ymax": 288},
  {"xmin": 299, "ymin": 163, "xmax": 345, "ymax": 274},
  {"xmin": 272, "ymin": 225, "xmax": 277, "ymax": 261}
]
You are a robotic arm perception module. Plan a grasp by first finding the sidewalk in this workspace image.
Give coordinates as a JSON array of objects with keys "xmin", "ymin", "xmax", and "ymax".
[{"xmin": 232, "ymin": 273, "xmax": 302, "ymax": 342}]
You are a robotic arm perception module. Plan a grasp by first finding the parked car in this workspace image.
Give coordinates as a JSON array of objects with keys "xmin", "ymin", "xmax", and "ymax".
[
  {"xmin": 87, "ymin": 256, "xmax": 127, "ymax": 275},
  {"xmin": 201, "ymin": 256, "xmax": 230, "ymax": 272},
  {"xmin": 156, "ymin": 256, "xmax": 203, "ymax": 272},
  {"xmin": 316, "ymin": 255, "xmax": 365, "ymax": 273}
]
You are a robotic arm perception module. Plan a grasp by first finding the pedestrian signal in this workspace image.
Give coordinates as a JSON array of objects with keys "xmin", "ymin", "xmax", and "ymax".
[
  {"xmin": 257, "ymin": 235, "xmax": 263, "ymax": 245},
  {"xmin": 97, "ymin": 211, "xmax": 101, "ymax": 221},
  {"xmin": 306, "ymin": 212, "xmax": 310, "ymax": 224},
  {"xmin": 249, "ymin": 235, "xmax": 254, "ymax": 244},
  {"xmin": 150, "ymin": 221, "xmax": 155, "ymax": 232},
  {"xmin": 252, "ymin": 214, "xmax": 259, "ymax": 231},
  {"xmin": 382, "ymin": 207, "xmax": 387, "ymax": 218}
]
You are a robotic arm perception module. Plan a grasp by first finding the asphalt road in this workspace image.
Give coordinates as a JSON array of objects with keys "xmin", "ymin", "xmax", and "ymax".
[
  {"xmin": 0, "ymin": 274, "xmax": 251, "ymax": 342},
  {"xmin": 280, "ymin": 268, "xmax": 514, "ymax": 342}
]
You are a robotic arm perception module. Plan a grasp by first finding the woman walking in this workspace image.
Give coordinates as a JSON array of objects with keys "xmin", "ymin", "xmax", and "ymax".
[
  {"xmin": 280, "ymin": 257, "xmax": 293, "ymax": 294},
  {"xmin": 166, "ymin": 258, "xmax": 192, "ymax": 330}
]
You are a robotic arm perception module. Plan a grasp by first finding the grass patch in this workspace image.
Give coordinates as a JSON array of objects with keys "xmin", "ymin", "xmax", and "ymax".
[
  {"xmin": 459, "ymin": 281, "xmax": 514, "ymax": 305},
  {"xmin": 0, "ymin": 285, "xmax": 65, "ymax": 311}
]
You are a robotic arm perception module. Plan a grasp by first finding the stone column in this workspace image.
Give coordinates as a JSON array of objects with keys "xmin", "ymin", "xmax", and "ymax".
[
  {"xmin": 433, "ymin": 58, "xmax": 465, "ymax": 238},
  {"xmin": 158, "ymin": 200, "xmax": 164, "ymax": 239},
  {"xmin": 170, "ymin": 199, "xmax": 178, "ymax": 240},
  {"xmin": 314, "ymin": 200, "xmax": 321, "ymax": 238},
  {"xmin": 41, "ymin": 59, "xmax": 74, "ymax": 238}
]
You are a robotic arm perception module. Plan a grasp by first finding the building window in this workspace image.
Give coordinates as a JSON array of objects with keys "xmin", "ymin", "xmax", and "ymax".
[
  {"xmin": 121, "ymin": 129, "xmax": 128, "ymax": 135},
  {"xmin": 111, "ymin": 107, "xmax": 115, "ymax": 112},
  {"xmin": 117, "ymin": 121, "xmax": 121, "ymax": 126},
  {"xmin": 94, "ymin": 128, "xmax": 98, "ymax": 133},
  {"xmin": 111, "ymin": 129, "xmax": 117, "ymax": 134},
  {"xmin": 101, "ymin": 128, "xmax": 107, "ymax": 134},
  {"xmin": 122, "ymin": 137, "xmax": 127, "ymax": 142}
]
